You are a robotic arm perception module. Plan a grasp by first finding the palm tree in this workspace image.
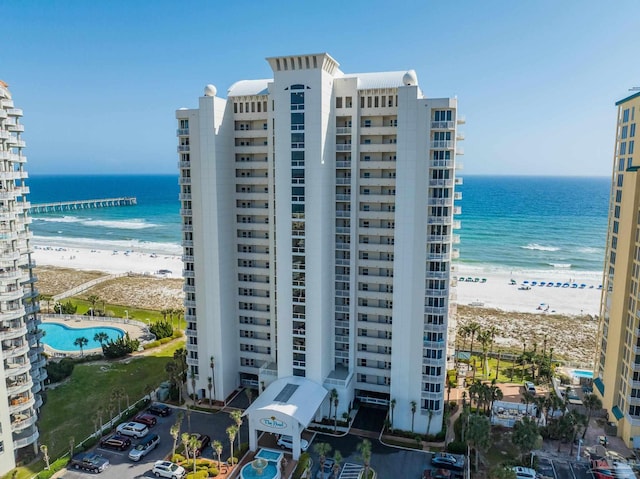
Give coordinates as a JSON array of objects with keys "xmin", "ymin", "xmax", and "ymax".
[
  {"xmin": 582, "ymin": 393, "xmax": 603, "ymax": 439},
  {"xmin": 187, "ymin": 435, "xmax": 202, "ymax": 473},
  {"xmin": 230, "ymin": 410, "xmax": 243, "ymax": 452},
  {"xmin": 410, "ymin": 400, "xmax": 417, "ymax": 432},
  {"xmin": 313, "ymin": 442, "xmax": 332, "ymax": 479},
  {"xmin": 331, "ymin": 450, "xmax": 343, "ymax": 479},
  {"xmin": 207, "ymin": 377, "xmax": 213, "ymax": 406},
  {"xmin": 357, "ymin": 439, "xmax": 372, "ymax": 479},
  {"xmin": 181, "ymin": 432, "xmax": 190, "ymax": 459},
  {"xmin": 426, "ymin": 408, "xmax": 434, "ymax": 435},
  {"xmin": 213, "ymin": 440, "xmax": 223, "ymax": 470},
  {"xmin": 333, "ymin": 394, "xmax": 339, "ymax": 432},
  {"xmin": 111, "ymin": 387, "xmax": 126, "ymax": 416},
  {"xmin": 87, "ymin": 294, "xmax": 100, "ymax": 316},
  {"xmin": 226, "ymin": 425, "xmax": 238, "ymax": 467},
  {"xmin": 73, "ymin": 336, "xmax": 89, "ymax": 356},
  {"xmin": 467, "ymin": 414, "xmax": 491, "ymax": 471},
  {"xmin": 93, "ymin": 332, "xmax": 109, "ymax": 347},
  {"xmin": 467, "ymin": 321, "xmax": 481, "ymax": 372},
  {"xmin": 329, "ymin": 388, "xmax": 338, "ymax": 421},
  {"xmin": 40, "ymin": 444, "xmax": 50, "ymax": 470},
  {"xmin": 477, "ymin": 329, "xmax": 492, "ymax": 379},
  {"xmin": 521, "ymin": 390, "xmax": 535, "ymax": 415},
  {"xmin": 245, "ymin": 387, "xmax": 253, "ymax": 405},
  {"xmin": 390, "ymin": 398, "xmax": 396, "ymax": 432},
  {"xmin": 170, "ymin": 412, "xmax": 183, "ymax": 460}
]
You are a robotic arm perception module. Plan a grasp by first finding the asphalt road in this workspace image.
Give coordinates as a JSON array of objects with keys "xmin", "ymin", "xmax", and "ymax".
[{"xmin": 60, "ymin": 406, "xmax": 246, "ymax": 479}]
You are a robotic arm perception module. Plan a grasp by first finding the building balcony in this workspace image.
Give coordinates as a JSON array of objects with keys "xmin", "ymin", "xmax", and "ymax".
[
  {"xmin": 430, "ymin": 140, "xmax": 454, "ymax": 149},
  {"xmin": 7, "ymin": 108, "xmax": 23, "ymax": 117},
  {"xmin": 176, "ymin": 128, "xmax": 190, "ymax": 136},
  {"xmin": 336, "ymin": 160, "xmax": 352, "ymax": 169},
  {"xmin": 0, "ymin": 131, "xmax": 10, "ymax": 140},
  {"xmin": 13, "ymin": 426, "xmax": 39, "ymax": 449},
  {"xmin": 0, "ymin": 109, "xmax": 6, "ymax": 119},
  {"xmin": 8, "ymin": 394, "xmax": 35, "ymax": 414},
  {"xmin": 0, "ymin": 99, "xmax": 14, "ymax": 108},
  {"xmin": 359, "ymin": 143, "xmax": 397, "ymax": 153},
  {"xmin": 427, "ymin": 197, "xmax": 454, "ymax": 207},
  {"xmin": 177, "ymin": 145, "xmax": 190, "ymax": 152},
  {"xmin": 456, "ymin": 148, "xmax": 464, "ymax": 156},
  {"xmin": 427, "ymin": 217, "xmax": 453, "ymax": 225},
  {"xmin": 336, "ymin": 144, "xmax": 352, "ymax": 151},
  {"xmin": 8, "ymin": 124, "xmax": 24, "ymax": 133},
  {"xmin": 431, "ymin": 121, "xmax": 455, "ymax": 129},
  {"xmin": 235, "ymin": 145, "xmax": 268, "ymax": 154},
  {"xmin": 178, "ymin": 161, "xmax": 191, "ymax": 169},
  {"xmin": 3, "ymin": 342, "xmax": 30, "ymax": 359},
  {"xmin": 7, "ymin": 378, "xmax": 33, "ymax": 396},
  {"xmin": 457, "ymin": 115, "xmax": 466, "ymax": 125},
  {"xmin": 336, "ymin": 127, "xmax": 352, "ymax": 135},
  {"xmin": 11, "ymin": 411, "xmax": 37, "ymax": 432},
  {"xmin": 428, "ymin": 179, "xmax": 454, "ymax": 187},
  {"xmin": 0, "ymin": 324, "xmax": 28, "ymax": 341}
]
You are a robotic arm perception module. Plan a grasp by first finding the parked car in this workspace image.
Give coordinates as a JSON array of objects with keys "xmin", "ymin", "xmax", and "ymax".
[
  {"xmin": 316, "ymin": 457, "xmax": 336, "ymax": 479},
  {"xmin": 277, "ymin": 435, "xmax": 309, "ymax": 451},
  {"xmin": 152, "ymin": 460, "xmax": 186, "ymax": 478},
  {"xmin": 431, "ymin": 452, "xmax": 465, "ymax": 472},
  {"xmin": 524, "ymin": 382, "xmax": 536, "ymax": 394},
  {"xmin": 99, "ymin": 434, "xmax": 132, "ymax": 451},
  {"xmin": 147, "ymin": 403, "xmax": 172, "ymax": 416},
  {"xmin": 128, "ymin": 433, "xmax": 160, "ymax": 461},
  {"xmin": 116, "ymin": 421, "xmax": 149, "ymax": 438},
  {"xmin": 511, "ymin": 466, "xmax": 538, "ymax": 479},
  {"xmin": 184, "ymin": 433, "xmax": 210, "ymax": 457},
  {"xmin": 133, "ymin": 413, "xmax": 158, "ymax": 427},
  {"xmin": 69, "ymin": 452, "xmax": 110, "ymax": 473}
]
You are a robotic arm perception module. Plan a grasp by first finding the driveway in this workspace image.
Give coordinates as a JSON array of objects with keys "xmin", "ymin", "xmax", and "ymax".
[{"xmin": 60, "ymin": 405, "xmax": 247, "ymax": 479}]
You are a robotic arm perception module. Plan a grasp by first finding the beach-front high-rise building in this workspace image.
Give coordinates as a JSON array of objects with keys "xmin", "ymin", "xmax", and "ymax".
[
  {"xmin": 0, "ymin": 81, "xmax": 46, "ymax": 474},
  {"xmin": 176, "ymin": 54, "xmax": 463, "ymax": 445},
  {"xmin": 595, "ymin": 91, "xmax": 640, "ymax": 447}
]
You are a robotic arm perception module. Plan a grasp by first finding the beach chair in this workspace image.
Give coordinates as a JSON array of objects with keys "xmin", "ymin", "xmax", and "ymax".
[
  {"xmin": 531, "ymin": 281, "xmax": 537, "ymax": 286},
  {"xmin": 481, "ymin": 278, "xmax": 487, "ymax": 283}
]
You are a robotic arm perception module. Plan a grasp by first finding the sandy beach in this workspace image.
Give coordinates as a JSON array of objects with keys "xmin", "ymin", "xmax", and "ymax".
[{"xmin": 32, "ymin": 245, "xmax": 603, "ymax": 316}]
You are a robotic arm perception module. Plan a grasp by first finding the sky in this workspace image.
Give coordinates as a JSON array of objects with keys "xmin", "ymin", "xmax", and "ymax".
[{"xmin": 1, "ymin": 0, "xmax": 639, "ymax": 177}]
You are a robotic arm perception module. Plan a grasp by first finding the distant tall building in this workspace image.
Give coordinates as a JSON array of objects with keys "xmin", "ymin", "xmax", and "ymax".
[
  {"xmin": 595, "ymin": 91, "xmax": 640, "ymax": 447},
  {"xmin": 176, "ymin": 53, "xmax": 463, "ymax": 436},
  {"xmin": 0, "ymin": 81, "xmax": 46, "ymax": 473}
]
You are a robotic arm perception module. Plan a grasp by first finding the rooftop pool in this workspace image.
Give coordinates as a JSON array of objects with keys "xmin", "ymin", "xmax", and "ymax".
[{"xmin": 41, "ymin": 322, "xmax": 124, "ymax": 352}]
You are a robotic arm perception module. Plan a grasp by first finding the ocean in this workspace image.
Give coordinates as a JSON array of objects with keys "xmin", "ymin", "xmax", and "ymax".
[{"xmin": 26, "ymin": 174, "xmax": 611, "ymax": 273}]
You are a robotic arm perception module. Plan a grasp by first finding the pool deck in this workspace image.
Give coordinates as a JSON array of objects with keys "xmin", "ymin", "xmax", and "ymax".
[{"xmin": 41, "ymin": 314, "xmax": 149, "ymax": 357}]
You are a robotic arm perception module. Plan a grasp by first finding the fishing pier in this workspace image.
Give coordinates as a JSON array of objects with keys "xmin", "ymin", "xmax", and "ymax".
[{"xmin": 29, "ymin": 197, "xmax": 137, "ymax": 214}]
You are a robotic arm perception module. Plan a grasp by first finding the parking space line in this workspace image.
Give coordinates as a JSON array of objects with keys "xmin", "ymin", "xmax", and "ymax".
[{"xmin": 339, "ymin": 462, "xmax": 364, "ymax": 479}]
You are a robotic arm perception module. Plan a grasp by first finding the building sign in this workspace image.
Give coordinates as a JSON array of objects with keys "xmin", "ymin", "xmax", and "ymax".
[{"xmin": 259, "ymin": 416, "xmax": 286, "ymax": 429}]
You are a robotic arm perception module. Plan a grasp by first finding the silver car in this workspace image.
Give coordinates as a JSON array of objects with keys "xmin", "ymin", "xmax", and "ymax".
[{"xmin": 128, "ymin": 433, "xmax": 160, "ymax": 461}]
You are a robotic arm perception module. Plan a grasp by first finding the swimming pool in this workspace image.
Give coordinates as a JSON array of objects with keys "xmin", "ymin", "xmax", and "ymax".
[
  {"xmin": 572, "ymin": 369, "xmax": 594, "ymax": 379},
  {"xmin": 256, "ymin": 449, "xmax": 283, "ymax": 462},
  {"xmin": 241, "ymin": 462, "xmax": 280, "ymax": 479},
  {"xmin": 41, "ymin": 323, "xmax": 124, "ymax": 352}
]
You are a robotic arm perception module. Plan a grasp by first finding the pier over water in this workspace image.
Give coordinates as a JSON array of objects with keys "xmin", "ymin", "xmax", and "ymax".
[{"xmin": 29, "ymin": 197, "xmax": 137, "ymax": 214}]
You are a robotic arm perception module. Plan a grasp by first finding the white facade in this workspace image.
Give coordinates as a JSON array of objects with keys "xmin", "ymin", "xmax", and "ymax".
[
  {"xmin": 0, "ymin": 81, "xmax": 46, "ymax": 474},
  {"xmin": 176, "ymin": 54, "xmax": 463, "ymax": 435}
]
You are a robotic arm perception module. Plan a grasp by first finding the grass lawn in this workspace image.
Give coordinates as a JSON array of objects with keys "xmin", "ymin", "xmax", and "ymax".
[
  {"xmin": 462, "ymin": 356, "xmax": 543, "ymax": 385},
  {"xmin": 7, "ymin": 339, "xmax": 185, "ymax": 479}
]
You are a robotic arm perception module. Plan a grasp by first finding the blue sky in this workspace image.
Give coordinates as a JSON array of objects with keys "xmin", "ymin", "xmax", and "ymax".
[{"xmin": 2, "ymin": 0, "xmax": 639, "ymax": 176}]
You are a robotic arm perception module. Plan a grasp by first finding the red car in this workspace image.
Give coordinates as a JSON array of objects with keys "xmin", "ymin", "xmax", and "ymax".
[{"xmin": 133, "ymin": 413, "xmax": 157, "ymax": 427}]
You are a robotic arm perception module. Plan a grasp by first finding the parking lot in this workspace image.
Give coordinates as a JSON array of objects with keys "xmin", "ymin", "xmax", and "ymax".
[
  {"xmin": 60, "ymin": 405, "xmax": 246, "ymax": 479},
  {"xmin": 537, "ymin": 455, "xmax": 595, "ymax": 479}
]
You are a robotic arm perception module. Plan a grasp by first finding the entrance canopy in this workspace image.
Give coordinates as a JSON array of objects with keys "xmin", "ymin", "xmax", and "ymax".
[
  {"xmin": 244, "ymin": 376, "xmax": 327, "ymax": 427},
  {"xmin": 243, "ymin": 376, "xmax": 327, "ymax": 459}
]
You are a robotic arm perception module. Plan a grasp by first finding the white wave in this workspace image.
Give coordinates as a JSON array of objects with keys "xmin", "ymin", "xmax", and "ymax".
[
  {"xmin": 521, "ymin": 243, "xmax": 560, "ymax": 252},
  {"xmin": 80, "ymin": 219, "xmax": 158, "ymax": 230},
  {"xmin": 577, "ymin": 247, "xmax": 601, "ymax": 255},
  {"xmin": 32, "ymin": 235, "xmax": 182, "ymax": 256},
  {"xmin": 33, "ymin": 216, "xmax": 84, "ymax": 224},
  {"xmin": 549, "ymin": 263, "xmax": 572, "ymax": 269}
]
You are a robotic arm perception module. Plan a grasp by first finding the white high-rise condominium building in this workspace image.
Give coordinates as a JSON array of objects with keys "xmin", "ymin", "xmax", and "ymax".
[
  {"xmin": 0, "ymin": 81, "xmax": 46, "ymax": 474},
  {"xmin": 176, "ymin": 53, "xmax": 463, "ymax": 435}
]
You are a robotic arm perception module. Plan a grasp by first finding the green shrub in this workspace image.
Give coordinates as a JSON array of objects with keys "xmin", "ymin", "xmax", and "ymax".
[
  {"xmin": 102, "ymin": 332, "xmax": 140, "ymax": 358},
  {"xmin": 143, "ymin": 340, "xmax": 161, "ymax": 349},
  {"xmin": 446, "ymin": 440, "xmax": 467, "ymax": 454},
  {"xmin": 173, "ymin": 329, "xmax": 184, "ymax": 338},
  {"xmin": 159, "ymin": 337, "xmax": 172, "ymax": 344},
  {"xmin": 227, "ymin": 457, "xmax": 238, "ymax": 465},
  {"xmin": 235, "ymin": 442, "xmax": 249, "ymax": 459},
  {"xmin": 172, "ymin": 453, "xmax": 186, "ymax": 463},
  {"xmin": 185, "ymin": 471, "xmax": 208, "ymax": 479},
  {"xmin": 150, "ymin": 319, "xmax": 173, "ymax": 339},
  {"xmin": 292, "ymin": 452, "xmax": 311, "ymax": 479},
  {"xmin": 209, "ymin": 466, "xmax": 219, "ymax": 476},
  {"xmin": 45, "ymin": 358, "xmax": 75, "ymax": 383},
  {"xmin": 37, "ymin": 457, "xmax": 69, "ymax": 479}
]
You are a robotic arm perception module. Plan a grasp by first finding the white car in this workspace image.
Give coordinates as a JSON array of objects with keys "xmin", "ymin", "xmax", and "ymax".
[
  {"xmin": 116, "ymin": 421, "xmax": 149, "ymax": 438},
  {"xmin": 128, "ymin": 433, "xmax": 160, "ymax": 461},
  {"xmin": 152, "ymin": 460, "xmax": 186, "ymax": 479},
  {"xmin": 512, "ymin": 466, "xmax": 538, "ymax": 479},
  {"xmin": 277, "ymin": 435, "xmax": 309, "ymax": 451}
]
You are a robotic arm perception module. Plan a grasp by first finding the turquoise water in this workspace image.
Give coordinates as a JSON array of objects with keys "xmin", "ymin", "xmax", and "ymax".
[
  {"xmin": 26, "ymin": 174, "xmax": 610, "ymax": 273},
  {"xmin": 41, "ymin": 323, "xmax": 124, "ymax": 351},
  {"xmin": 241, "ymin": 462, "xmax": 279, "ymax": 479},
  {"xmin": 256, "ymin": 450, "xmax": 283, "ymax": 462},
  {"xmin": 573, "ymin": 369, "xmax": 594, "ymax": 378}
]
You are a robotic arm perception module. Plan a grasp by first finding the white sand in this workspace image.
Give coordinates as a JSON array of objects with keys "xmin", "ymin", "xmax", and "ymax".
[
  {"xmin": 31, "ymin": 245, "xmax": 604, "ymax": 316},
  {"xmin": 32, "ymin": 245, "xmax": 184, "ymax": 279},
  {"xmin": 456, "ymin": 265, "xmax": 603, "ymax": 316}
]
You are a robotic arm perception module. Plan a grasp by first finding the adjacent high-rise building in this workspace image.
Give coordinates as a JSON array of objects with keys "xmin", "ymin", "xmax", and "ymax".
[
  {"xmin": 595, "ymin": 91, "xmax": 640, "ymax": 447},
  {"xmin": 0, "ymin": 81, "xmax": 46, "ymax": 473},
  {"xmin": 176, "ymin": 53, "xmax": 463, "ymax": 435}
]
